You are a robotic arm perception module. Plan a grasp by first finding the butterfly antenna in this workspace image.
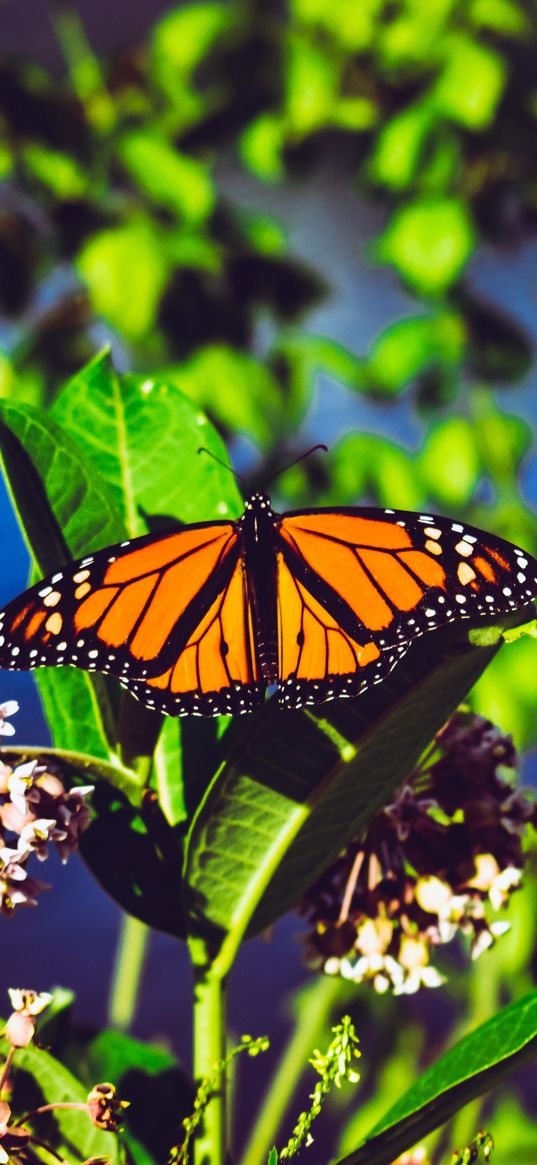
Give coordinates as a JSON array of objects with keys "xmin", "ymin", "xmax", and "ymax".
[
  {"xmin": 197, "ymin": 447, "xmax": 247, "ymax": 488},
  {"xmin": 266, "ymin": 444, "xmax": 328, "ymax": 487}
]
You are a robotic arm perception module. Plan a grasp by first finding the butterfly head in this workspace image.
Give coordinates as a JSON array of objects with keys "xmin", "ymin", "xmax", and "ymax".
[{"xmin": 243, "ymin": 491, "xmax": 273, "ymax": 516}]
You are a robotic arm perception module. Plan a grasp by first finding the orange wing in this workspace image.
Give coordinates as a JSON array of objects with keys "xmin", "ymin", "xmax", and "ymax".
[
  {"xmin": 0, "ymin": 523, "xmax": 263, "ymax": 716},
  {"xmin": 275, "ymin": 507, "xmax": 537, "ymax": 708}
]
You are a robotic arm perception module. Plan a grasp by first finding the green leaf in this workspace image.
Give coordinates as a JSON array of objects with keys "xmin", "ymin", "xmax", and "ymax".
[
  {"xmin": 330, "ymin": 434, "xmax": 423, "ymax": 510},
  {"xmin": 164, "ymin": 346, "xmax": 284, "ymax": 449},
  {"xmin": 469, "ymin": 0, "xmax": 530, "ymax": 36},
  {"xmin": 240, "ymin": 115, "xmax": 285, "ymax": 182},
  {"xmin": 23, "ymin": 142, "xmax": 88, "ymax": 198},
  {"xmin": 151, "ymin": 2, "xmax": 235, "ymax": 77},
  {"xmin": 76, "ymin": 220, "xmax": 171, "ymax": 339},
  {"xmin": 291, "ymin": 0, "xmax": 380, "ymax": 50},
  {"xmin": 369, "ymin": 102, "xmax": 433, "ymax": 191},
  {"xmin": 472, "ymin": 635, "xmax": 537, "ymax": 749},
  {"xmin": 432, "ymin": 34, "xmax": 506, "ymax": 129},
  {"xmin": 0, "ymin": 398, "xmax": 124, "ymax": 755},
  {"xmin": 153, "ymin": 716, "xmax": 186, "ymax": 826},
  {"xmin": 79, "ymin": 781, "xmax": 186, "ymax": 937},
  {"xmin": 268, "ymin": 1149, "xmax": 279, "ymax": 1165},
  {"xmin": 366, "ymin": 313, "xmax": 465, "ymax": 396},
  {"xmin": 51, "ymin": 350, "xmax": 242, "ymax": 533},
  {"xmin": 337, "ymin": 989, "xmax": 537, "ymax": 1165},
  {"xmin": 375, "ymin": 198, "xmax": 476, "ymax": 294},
  {"xmin": 0, "ymin": 1034, "xmax": 121, "ymax": 1163},
  {"xmin": 419, "ymin": 417, "xmax": 481, "ymax": 506},
  {"xmin": 119, "ymin": 131, "xmax": 215, "ymax": 223},
  {"xmin": 285, "ymin": 35, "xmax": 339, "ymax": 135},
  {"xmin": 183, "ymin": 613, "xmax": 526, "ymax": 968}
]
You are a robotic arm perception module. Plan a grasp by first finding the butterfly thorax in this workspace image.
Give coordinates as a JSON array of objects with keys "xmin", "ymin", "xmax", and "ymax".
[{"xmin": 239, "ymin": 492, "xmax": 280, "ymax": 683}]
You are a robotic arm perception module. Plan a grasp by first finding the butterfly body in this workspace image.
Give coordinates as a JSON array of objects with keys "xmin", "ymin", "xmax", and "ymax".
[{"xmin": 0, "ymin": 493, "xmax": 536, "ymax": 717}]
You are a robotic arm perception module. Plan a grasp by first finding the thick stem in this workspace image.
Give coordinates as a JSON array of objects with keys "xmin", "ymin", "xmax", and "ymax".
[
  {"xmin": 108, "ymin": 913, "xmax": 149, "ymax": 1030},
  {"xmin": 191, "ymin": 939, "xmax": 228, "ymax": 1165}
]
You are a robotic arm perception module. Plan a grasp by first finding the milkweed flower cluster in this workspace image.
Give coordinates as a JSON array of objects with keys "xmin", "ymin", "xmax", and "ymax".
[
  {"xmin": 0, "ymin": 740, "xmax": 94, "ymax": 915},
  {"xmin": 302, "ymin": 712, "xmax": 536, "ymax": 995},
  {"xmin": 0, "ymin": 988, "xmax": 127, "ymax": 1164}
]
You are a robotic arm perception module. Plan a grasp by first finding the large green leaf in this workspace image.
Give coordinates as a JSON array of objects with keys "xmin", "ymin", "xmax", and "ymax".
[
  {"xmin": 337, "ymin": 989, "xmax": 537, "ymax": 1165},
  {"xmin": 183, "ymin": 612, "xmax": 531, "ymax": 970},
  {"xmin": 0, "ymin": 1033, "xmax": 121, "ymax": 1164},
  {"xmin": 51, "ymin": 350, "xmax": 243, "ymax": 532},
  {"xmin": 0, "ymin": 400, "xmax": 125, "ymax": 755}
]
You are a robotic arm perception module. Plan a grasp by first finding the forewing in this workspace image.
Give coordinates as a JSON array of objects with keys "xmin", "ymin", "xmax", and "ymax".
[
  {"xmin": 276, "ymin": 507, "xmax": 537, "ymax": 709},
  {"xmin": 0, "ymin": 522, "xmax": 264, "ymax": 717}
]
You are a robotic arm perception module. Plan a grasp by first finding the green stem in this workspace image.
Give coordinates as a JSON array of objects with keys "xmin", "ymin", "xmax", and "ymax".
[
  {"xmin": 240, "ymin": 973, "xmax": 346, "ymax": 1165},
  {"xmin": 108, "ymin": 913, "xmax": 149, "ymax": 1030},
  {"xmin": 190, "ymin": 938, "xmax": 228, "ymax": 1165}
]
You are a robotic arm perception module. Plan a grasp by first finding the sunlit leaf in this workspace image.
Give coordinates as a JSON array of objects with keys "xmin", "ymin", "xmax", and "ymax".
[
  {"xmin": 119, "ymin": 131, "xmax": 215, "ymax": 223},
  {"xmin": 239, "ymin": 210, "xmax": 287, "ymax": 256},
  {"xmin": 164, "ymin": 345, "xmax": 283, "ymax": 448},
  {"xmin": 332, "ymin": 96, "xmax": 378, "ymax": 131},
  {"xmin": 0, "ymin": 140, "xmax": 13, "ymax": 180},
  {"xmin": 369, "ymin": 102, "xmax": 433, "ymax": 191},
  {"xmin": 77, "ymin": 220, "xmax": 170, "ymax": 339},
  {"xmin": 432, "ymin": 34, "xmax": 506, "ymax": 129},
  {"xmin": 472, "ymin": 637, "xmax": 537, "ymax": 749},
  {"xmin": 291, "ymin": 0, "xmax": 380, "ymax": 49},
  {"xmin": 469, "ymin": 0, "xmax": 530, "ymax": 36},
  {"xmin": 151, "ymin": 2, "xmax": 235, "ymax": 76},
  {"xmin": 366, "ymin": 313, "xmax": 465, "ymax": 395},
  {"xmin": 377, "ymin": 0, "xmax": 453, "ymax": 68},
  {"xmin": 419, "ymin": 417, "xmax": 480, "ymax": 506},
  {"xmin": 23, "ymin": 142, "xmax": 87, "ymax": 199},
  {"xmin": 330, "ymin": 433, "xmax": 423, "ymax": 510},
  {"xmin": 0, "ymin": 397, "xmax": 123, "ymax": 754},
  {"xmin": 285, "ymin": 35, "xmax": 339, "ymax": 135},
  {"xmin": 240, "ymin": 114, "xmax": 285, "ymax": 182},
  {"xmin": 375, "ymin": 198, "xmax": 476, "ymax": 294},
  {"xmin": 338, "ymin": 989, "xmax": 537, "ymax": 1165},
  {"xmin": 51, "ymin": 350, "xmax": 242, "ymax": 530}
]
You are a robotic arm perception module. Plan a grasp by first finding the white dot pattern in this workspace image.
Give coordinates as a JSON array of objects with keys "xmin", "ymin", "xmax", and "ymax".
[{"xmin": 0, "ymin": 498, "xmax": 535, "ymax": 717}]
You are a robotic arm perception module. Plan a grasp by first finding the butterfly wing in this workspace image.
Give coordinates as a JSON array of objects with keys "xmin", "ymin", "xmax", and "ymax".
[
  {"xmin": 0, "ymin": 523, "xmax": 264, "ymax": 716},
  {"xmin": 275, "ymin": 507, "xmax": 537, "ymax": 709}
]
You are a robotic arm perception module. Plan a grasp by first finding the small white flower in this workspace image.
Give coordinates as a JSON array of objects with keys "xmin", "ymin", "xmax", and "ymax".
[
  {"xmin": 395, "ymin": 964, "xmax": 446, "ymax": 995},
  {"xmin": 8, "ymin": 760, "xmax": 40, "ymax": 814},
  {"xmin": 8, "ymin": 987, "xmax": 53, "ymax": 1016},
  {"xmin": 489, "ymin": 866, "xmax": 522, "ymax": 911},
  {"xmin": 472, "ymin": 920, "xmax": 511, "ymax": 961},
  {"xmin": 0, "ymin": 700, "xmax": 19, "ymax": 737}
]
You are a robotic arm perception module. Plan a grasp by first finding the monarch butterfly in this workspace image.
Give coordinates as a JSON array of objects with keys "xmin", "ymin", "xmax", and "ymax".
[{"xmin": 0, "ymin": 493, "xmax": 536, "ymax": 716}]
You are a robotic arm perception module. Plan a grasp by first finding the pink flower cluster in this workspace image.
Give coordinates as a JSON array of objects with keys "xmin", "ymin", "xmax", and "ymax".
[{"xmin": 0, "ymin": 746, "xmax": 94, "ymax": 914}]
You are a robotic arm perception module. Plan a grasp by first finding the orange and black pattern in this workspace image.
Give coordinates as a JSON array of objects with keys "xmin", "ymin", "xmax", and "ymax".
[{"xmin": 0, "ymin": 493, "xmax": 536, "ymax": 716}]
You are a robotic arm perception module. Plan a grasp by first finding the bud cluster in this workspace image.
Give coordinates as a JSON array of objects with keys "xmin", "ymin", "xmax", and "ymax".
[{"xmin": 302, "ymin": 713, "xmax": 536, "ymax": 994}]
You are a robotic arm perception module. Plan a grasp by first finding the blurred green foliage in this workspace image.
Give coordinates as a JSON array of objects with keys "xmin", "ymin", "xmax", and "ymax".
[
  {"xmin": 1, "ymin": 6, "xmax": 537, "ymax": 1161},
  {"xmin": 1, "ymin": 1, "xmax": 536, "ymax": 754}
]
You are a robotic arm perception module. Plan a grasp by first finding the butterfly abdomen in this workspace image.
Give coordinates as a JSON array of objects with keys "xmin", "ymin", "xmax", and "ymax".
[{"xmin": 241, "ymin": 493, "xmax": 279, "ymax": 684}]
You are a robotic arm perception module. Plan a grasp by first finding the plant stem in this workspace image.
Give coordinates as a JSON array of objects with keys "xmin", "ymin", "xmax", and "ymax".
[
  {"xmin": 190, "ymin": 938, "xmax": 228, "ymax": 1165},
  {"xmin": 240, "ymin": 973, "xmax": 346, "ymax": 1165},
  {"xmin": 108, "ymin": 913, "xmax": 149, "ymax": 1030}
]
